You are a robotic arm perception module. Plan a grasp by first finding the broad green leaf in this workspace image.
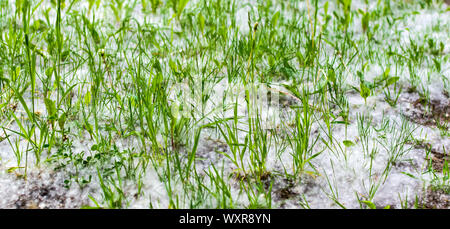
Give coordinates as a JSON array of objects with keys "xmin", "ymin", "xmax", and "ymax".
[
  {"xmin": 271, "ymin": 11, "xmax": 280, "ymax": 27},
  {"xmin": 58, "ymin": 113, "xmax": 66, "ymax": 130},
  {"xmin": 361, "ymin": 200, "xmax": 376, "ymax": 209},
  {"xmin": 360, "ymin": 82, "xmax": 370, "ymax": 101},
  {"xmin": 433, "ymin": 58, "xmax": 441, "ymax": 72},
  {"xmin": 383, "ymin": 67, "xmax": 390, "ymax": 79},
  {"xmin": 327, "ymin": 67, "xmax": 336, "ymax": 83},
  {"xmin": 171, "ymin": 103, "xmax": 179, "ymax": 120},
  {"xmin": 177, "ymin": 0, "xmax": 189, "ymax": 19},
  {"xmin": 88, "ymin": 0, "xmax": 95, "ymax": 12},
  {"xmin": 357, "ymin": 70, "xmax": 364, "ymax": 81},
  {"xmin": 343, "ymin": 140, "xmax": 355, "ymax": 147},
  {"xmin": 91, "ymin": 144, "xmax": 98, "ymax": 151},
  {"xmin": 44, "ymin": 98, "xmax": 57, "ymax": 118},
  {"xmin": 169, "ymin": 59, "xmax": 177, "ymax": 73},
  {"xmin": 197, "ymin": 13, "xmax": 205, "ymax": 35},
  {"xmin": 385, "ymin": 77, "xmax": 399, "ymax": 87},
  {"xmin": 84, "ymin": 90, "xmax": 91, "ymax": 105},
  {"xmin": 45, "ymin": 67, "xmax": 54, "ymax": 78},
  {"xmin": 7, "ymin": 167, "xmax": 24, "ymax": 173},
  {"xmin": 91, "ymin": 27, "xmax": 100, "ymax": 45}
]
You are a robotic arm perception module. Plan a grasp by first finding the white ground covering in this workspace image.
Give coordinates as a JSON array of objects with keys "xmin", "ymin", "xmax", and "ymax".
[{"xmin": 0, "ymin": 0, "xmax": 449, "ymax": 209}]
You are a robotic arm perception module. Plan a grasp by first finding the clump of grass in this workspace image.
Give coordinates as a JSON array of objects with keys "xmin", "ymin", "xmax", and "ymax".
[{"xmin": 0, "ymin": 0, "xmax": 448, "ymax": 209}]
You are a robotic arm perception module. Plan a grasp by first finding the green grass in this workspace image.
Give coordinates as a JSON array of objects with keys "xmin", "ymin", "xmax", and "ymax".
[{"xmin": 0, "ymin": 0, "xmax": 449, "ymax": 209}]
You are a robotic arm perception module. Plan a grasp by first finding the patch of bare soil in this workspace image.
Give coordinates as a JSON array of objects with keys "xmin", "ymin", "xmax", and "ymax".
[
  {"xmin": 429, "ymin": 150, "xmax": 450, "ymax": 172},
  {"xmin": 420, "ymin": 187, "xmax": 450, "ymax": 209},
  {"xmin": 10, "ymin": 171, "xmax": 87, "ymax": 209},
  {"xmin": 233, "ymin": 171, "xmax": 301, "ymax": 202},
  {"xmin": 412, "ymin": 140, "xmax": 449, "ymax": 172},
  {"xmin": 195, "ymin": 136, "xmax": 228, "ymax": 169},
  {"xmin": 400, "ymin": 91, "xmax": 450, "ymax": 129},
  {"xmin": 274, "ymin": 181, "xmax": 298, "ymax": 200},
  {"xmin": 230, "ymin": 171, "xmax": 300, "ymax": 206}
]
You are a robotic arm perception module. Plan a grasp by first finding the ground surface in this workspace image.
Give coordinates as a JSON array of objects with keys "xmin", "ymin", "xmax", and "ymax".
[{"xmin": 0, "ymin": 0, "xmax": 449, "ymax": 209}]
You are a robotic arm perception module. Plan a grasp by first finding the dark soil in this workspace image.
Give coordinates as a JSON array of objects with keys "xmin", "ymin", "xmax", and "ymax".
[
  {"xmin": 412, "ymin": 140, "xmax": 449, "ymax": 172},
  {"xmin": 420, "ymin": 187, "xmax": 450, "ymax": 209},
  {"xmin": 195, "ymin": 136, "xmax": 228, "ymax": 169},
  {"xmin": 429, "ymin": 150, "xmax": 450, "ymax": 172},
  {"xmin": 10, "ymin": 171, "xmax": 87, "ymax": 209},
  {"xmin": 274, "ymin": 180, "xmax": 298, "ymax": 200},
  {"xmin": 402, "ymin": 92, "xmax": 450, "ymax": 129}
]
